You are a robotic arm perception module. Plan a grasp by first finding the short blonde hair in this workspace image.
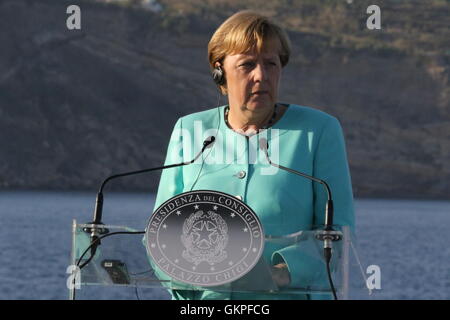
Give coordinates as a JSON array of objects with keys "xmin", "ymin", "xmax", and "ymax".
[{"xmin": 208, "ymin": 10, "xmax": 292, "ymax": 94}]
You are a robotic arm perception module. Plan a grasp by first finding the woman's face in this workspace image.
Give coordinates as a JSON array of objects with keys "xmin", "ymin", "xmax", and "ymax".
[{"xmin": 221, "ymin": 40, "xmax": 282, "ymax": 114}]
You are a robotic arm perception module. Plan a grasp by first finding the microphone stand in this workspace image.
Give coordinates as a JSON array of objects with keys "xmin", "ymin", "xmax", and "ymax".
[
  {"xmin": 81, "ymin": 136, "xmax": 216, "ymax": 267},
  {"xmin": 259, "ymin": 138, "xmax": 341, "ymax": 299}
]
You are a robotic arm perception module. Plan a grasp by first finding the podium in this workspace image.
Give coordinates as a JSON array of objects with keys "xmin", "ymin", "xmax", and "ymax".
[{"xmin": 69, "ymin": 220, "xmax": 369, "ymax": 300}]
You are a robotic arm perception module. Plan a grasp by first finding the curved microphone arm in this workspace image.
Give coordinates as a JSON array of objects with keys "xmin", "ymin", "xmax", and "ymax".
[
  {"xmin": 258, "ymin": 138, "xmax": 334, "ymax": 230},
  {"xmin": 259, "ymin": 137, "xmax": 341, "ymax": 299},
  {"xmin": 91, "ymin": 136, "xmax": 216, "ymax": 225}
]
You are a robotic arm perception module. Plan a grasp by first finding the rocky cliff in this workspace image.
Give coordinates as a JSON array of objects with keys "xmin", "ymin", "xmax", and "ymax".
[{"xmin": 0, "ymin": 0, "xmax": 449, "ymax": 199}]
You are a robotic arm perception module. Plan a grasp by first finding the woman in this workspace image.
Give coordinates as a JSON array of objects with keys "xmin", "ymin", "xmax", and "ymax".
[{"xmin": 149, "ymin": 10, "xmax": 355, "ymax": 300}]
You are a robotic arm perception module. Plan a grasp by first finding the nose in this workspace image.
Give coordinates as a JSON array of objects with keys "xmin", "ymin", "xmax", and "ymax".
[{"xmin": 252, "ymin": 62, "xmax": 267, "ymax": 82}]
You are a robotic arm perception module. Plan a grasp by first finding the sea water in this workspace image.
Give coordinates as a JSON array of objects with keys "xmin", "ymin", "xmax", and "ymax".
[{"xmin": 0, "ymin": 191, "xmax": 448, "ymax": 300}]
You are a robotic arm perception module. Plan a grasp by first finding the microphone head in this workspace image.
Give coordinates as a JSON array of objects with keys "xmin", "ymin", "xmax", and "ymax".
[
  {"xmin": 203, "ymin": 136, "xmax": 216, "ymax": 149},
  {"xmin": 259, "ymin": 138, "xmax": 268, "ymax": 152}
]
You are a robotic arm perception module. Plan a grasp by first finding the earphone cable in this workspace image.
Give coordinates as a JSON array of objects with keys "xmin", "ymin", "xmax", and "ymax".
[{"xmin": 189, "ymin": 90, "xmax": 222, "ymax": 191}]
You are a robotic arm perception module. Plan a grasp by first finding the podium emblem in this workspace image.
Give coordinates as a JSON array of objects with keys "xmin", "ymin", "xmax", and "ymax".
[
  {"xmin": 181, "ymin": 210, "xmax": 229, "ymax": 266},
  {"xmin": 145, "ymin": 190, "xmax": 264, "ymax": 287}
]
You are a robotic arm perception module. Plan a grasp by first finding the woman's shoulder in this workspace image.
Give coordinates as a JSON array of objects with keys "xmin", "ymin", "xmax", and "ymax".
[{"xmin": 176, "ymin": 106, "xmax": 223, "ymax": 128}]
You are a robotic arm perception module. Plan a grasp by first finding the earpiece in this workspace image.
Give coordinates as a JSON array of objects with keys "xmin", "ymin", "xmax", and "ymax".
[{"xmin": 212, "ymin": 65, "xmax": 225, "ymax": 86}]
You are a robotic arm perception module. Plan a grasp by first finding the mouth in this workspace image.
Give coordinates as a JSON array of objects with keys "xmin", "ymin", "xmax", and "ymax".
[{"xmin": 251, "ymin": 91, "xmax": 269, "ymax": 96}]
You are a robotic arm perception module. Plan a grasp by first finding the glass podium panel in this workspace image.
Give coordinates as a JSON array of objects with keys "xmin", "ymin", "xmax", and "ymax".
[{"xmin": 69, "ymin": 220, "xmax": 368, "ymax": 299}]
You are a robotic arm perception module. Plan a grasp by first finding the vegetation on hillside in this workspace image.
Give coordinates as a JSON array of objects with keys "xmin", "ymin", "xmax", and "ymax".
[{"xmin": 102, "ymin": 0, "xmax": 450, "ymax": 57}]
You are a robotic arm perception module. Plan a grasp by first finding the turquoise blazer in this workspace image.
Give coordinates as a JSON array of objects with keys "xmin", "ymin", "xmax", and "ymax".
[{"xmin": 148, "ymin": 104, "xmax": 355, "ymax": 300}]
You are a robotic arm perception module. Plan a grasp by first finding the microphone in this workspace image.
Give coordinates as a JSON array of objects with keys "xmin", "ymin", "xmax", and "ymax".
[
  {"xmin": 258, "ymin": 138, "xmax": 341, "ymax": 249},
  {"xmin": 90, "ymin": 136, "xmax": 215, "ymax": 224},
  {"xmin": 83, "ymin": 136, "xmax": 216, "ymax": 256},
  {"xmin": 259, "ymin": 137, "xmax": 342, "ymax": 299}
]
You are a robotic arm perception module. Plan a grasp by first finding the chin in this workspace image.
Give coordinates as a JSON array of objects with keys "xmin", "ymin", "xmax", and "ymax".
[{"xmin": 245, "ymin": 101, "xmax": 273, "ymax": 112}]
